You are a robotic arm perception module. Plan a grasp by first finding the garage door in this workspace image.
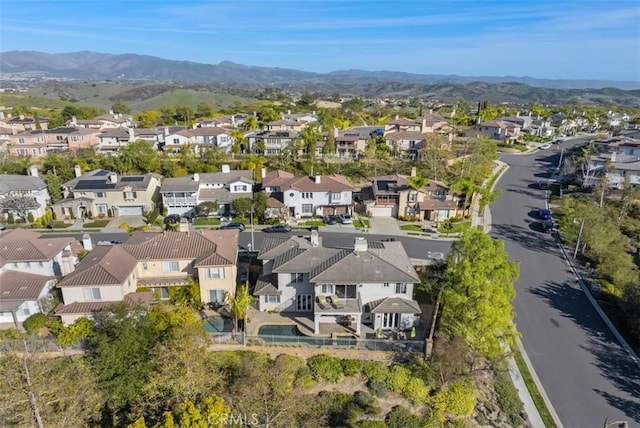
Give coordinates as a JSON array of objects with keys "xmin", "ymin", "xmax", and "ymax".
[{"xmin": 118, "ymin": 206, "xmax": 144, "ymax": 216}]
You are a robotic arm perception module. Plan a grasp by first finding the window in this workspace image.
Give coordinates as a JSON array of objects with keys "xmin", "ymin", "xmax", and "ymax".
[
  {"xmin": 395, "ymin": 283, "xmax": 407, "ymax": 293},
  {"xmin": 321, "ymin": 284, "xmax": 333, "ymax": 294},
  {"xmin": 296, "ymin": 294, "xmax": 313, "ymax": 311},
  {"xmin": 291, "ymin": 273, "xmax": 303, "ymax": 283},
  {"xmin": 302, "ymin": 192, "xmax": 312, "ymax": 199},
  {"xmin": 142, "ymin": 262, "xmax": 148, "ymax": 270},
  {"xmin": 173, "ymin": 138, "xmax": 180, "ymax": 144},
  {"xmin": 209, "ymin": 289, "xmax": 225, "ymax": 303},
  {"xmin": 162, "ymin": 261, "xmax": 180, "ymax": 273},
  {"xmin": 232, "ymin": 184, "xmax": 248, "ymax": 192},
  {"xmin": 96, "ymin": 204, "xmax": 108, "ymax": 214},
  {"xmin": 13, "ymin": 263, "xmax": 18, "ymax": 268},
  {"xmin": 265, "ymin": 295, "xmax": 280, "ymax": 304},
  {"xmin": 25, "ymin": 262, "xmax": 31, "ymax": 268},
  {"xmin": 95, "ymin": 192, "xmax": 106, "ymax": 198},
  {"xmin": 207, "ymin": 267, "xmax": 225, "ymax": 279},
  {"xmin": 18, "ymin": 138, "xmax": 25, "ymax": 144},
  {"xmin": 153, "ymin": 287, "xmax": 170, "ymax": 300},
  {"xmin": 84, "ymin": 288, "xmax": 101, "ymax": 300},
  {"xmin": 335, "ymin": 284, "xmax": 357, "ymax": 298},
  {"xmin": 124, "ymin": 191, "xmax": 136, "ymax": 200},
  {"xmin": 408, "ymin": 193, "xmax": 417, "ymax": 202},
  {"xmin": 330, "ymin": 192, "xmax": 341, "ymax": 202},
  {"xmin": 383, "ymin": 282, "xmax": 390, "ymax": 287},
  {"xmin": 302, "ymin": 204, "xmax": 312, "ymax": 214}
]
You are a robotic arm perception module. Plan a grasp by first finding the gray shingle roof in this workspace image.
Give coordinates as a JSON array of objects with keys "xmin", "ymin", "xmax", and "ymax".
[
  {"xmin": 0, "ymin": 175, "xmax": 47, "ymax": 193},
  {"xmin": 369, "ymin": 297, "xmax": 421, "ymax": 314},
  {"xmin": 0, "ymin": 270, "xmax": 55, "ymax": 301}
]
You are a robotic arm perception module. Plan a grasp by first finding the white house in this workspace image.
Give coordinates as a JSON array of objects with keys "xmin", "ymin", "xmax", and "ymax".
[
  {"xmin": 262, "ymin": 170, "xmax": 354, "ymax": 218},
  {"xmin": 160, "ymin": 165, "xmax": 254, "ymax": 216},
  {"xmin": 255, "ymin": 232, "xmax": 421, "ymax": 335},
  {"xmin": 0, "ymin": 229, "xmax": 78, "ymax": 326},
  {"xmin": 0, "ymin": 166, "xmax": 50, "ymax": 222}
]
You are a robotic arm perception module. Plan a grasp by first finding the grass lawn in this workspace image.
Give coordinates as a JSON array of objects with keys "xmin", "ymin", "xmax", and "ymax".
[
  {"xmin": 400, "ymin": 224, "xmax": 422, "ymax": 232},
  {"xmin": 438, "ymin": 221, "xmax": 471, "ymax": 234},
  {"xmin": 514, "ymin": 352, "xmax": 557, "ymax": 428},
  {"xmin": 353, "ymin": 219, "xmax": 370, "ymax": 228},
  {"xmin": 194, "ymin": 217, "xmax": 221, "ymax": 226},
  {"xmin": 50, "ymin": 221, "xmax": 73, "ymax": 229},
  {"xmin": 83, "ymin": 219, "xmax": 110, "ymax": 228}
]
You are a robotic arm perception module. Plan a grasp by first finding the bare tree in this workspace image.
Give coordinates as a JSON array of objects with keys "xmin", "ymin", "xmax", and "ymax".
[{"xmin": 0, "ymin": 191, "xmax": 39, "ymax": 223}]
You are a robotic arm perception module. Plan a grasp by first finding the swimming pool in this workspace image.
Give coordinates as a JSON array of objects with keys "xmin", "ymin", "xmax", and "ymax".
[
  {"xmin": 203, "ymin": 316, "xmax": 234, "ymax": 333},
  {"xmin": 257, "ymin": 324, "xmax": 303, "ymax": 336}
]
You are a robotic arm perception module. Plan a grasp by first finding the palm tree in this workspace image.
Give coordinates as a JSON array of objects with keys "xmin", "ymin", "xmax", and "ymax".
[
  {"xmin": 454, "ymin": 177, "xmax": 476, "ymax": 216},
  {"xmin": 230, "ymin": 128, "xmax": 246, "ymax": 159},
  {"xmin": 406, "ymin": 175, "xmax": 430, "ymax": 218},
  {"xmin": 228, "ymin": 284, "xmax": 252, "ymax": 333}
]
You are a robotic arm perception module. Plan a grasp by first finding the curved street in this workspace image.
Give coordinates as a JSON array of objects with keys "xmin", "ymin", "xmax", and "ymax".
[{"xmin": 492, "ymin": 143, "xmax": 640, "ymax": 427}]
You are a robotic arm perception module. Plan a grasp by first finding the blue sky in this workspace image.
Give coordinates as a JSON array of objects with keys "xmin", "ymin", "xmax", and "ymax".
[{"xmin": 1, "ymin": 0, "xmax": 639, "ymax": 82}]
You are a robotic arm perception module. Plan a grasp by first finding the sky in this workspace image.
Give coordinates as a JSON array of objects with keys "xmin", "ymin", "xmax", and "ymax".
[{"xmin": 1, "ymin": 0, "xmax": 639, "ymax": 82}]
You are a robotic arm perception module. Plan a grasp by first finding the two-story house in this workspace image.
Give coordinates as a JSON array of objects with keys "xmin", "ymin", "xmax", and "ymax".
[
  {"xmin": 246, "ymin": 130, "xmax": 300, "ymax": 156},
  {"xmin": 0, "ymin": 166, "xmax": 50, "ymax": 222},
  {"xmin": 46, "ymin": 127, "xmax": 101, "ymax": 151},
  {"xmin": 160, "ymin": 165, "xmax": 254, "ymax": 216},
  {"xmin": 55, "ymin": 229, "xmax": 238, "ymax": 325},
  {"xmin": 255, "ymin": 232, "xmax": 420, "ymax": 335},
  {"xmin": 7, "ymin": 130, "xmax": 48, "ymax": 158},
  {"xmin": 51, "ymin": 166, "xmax": 161, "ymax": 219},
  {"xmin": 471, "ymin": 120, "xmax": 521, "ymax": 142},
  {"xmin": 1, "ymin": 115, "xmax": 49, "ymax": 131},
  {"xmin": 361, "ymin": 169, "xmax": 460, "ymax": 221},
  {"xmin": 333, "ymin": 128, "xmax": 371, "ymax": 159},
  {"xmin": 0, "ymin": 229, "xmax": 78, "ymax": 326},
  {"xmin": 262, "ymin": 170, "xmax": 354, "ymax": 218}
]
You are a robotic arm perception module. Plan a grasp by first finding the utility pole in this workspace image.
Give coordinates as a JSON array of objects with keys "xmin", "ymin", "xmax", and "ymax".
[
  {"xmin": 573, "ymin": 218, "xmax": 585, "ymax": 260},
  {"xmin": 558, "ymin": 147, "xmax": 564, "ymax": 170}
]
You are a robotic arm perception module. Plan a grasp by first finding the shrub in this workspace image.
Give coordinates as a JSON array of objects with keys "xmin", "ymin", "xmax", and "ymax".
[
  {"xmin": 385, "ymin": 365, "xmax": 410, "ymax": 393},
  {"xmin": 403, "ymin": 377, "xmax": 431, "ymax": 404},
  {"xmin": 353, "ymin": 390, "xmax": 380, "ymax": 415},
  {"xmin": 341, "ymin": 358, "xmax": 363, "ymax": 377},
  {"xmin": 27, "ymin": 212, "xmax": 34, "ymax": 223},
  {"xmin": 294, "ymin": 366, "xmax": 315, "ymax": 389},
  {"xmin": 363, "ymin": 361, "xmax": 389, "ymax": 383},
  {"xmin": 493, "ymin": 370, "xmax": 525, "ymax": 426},
  {"xmin": 307, "ymin": 354, "xmax": 344, "ymax": 382},
  {"xmin": 367, "ymin": 379, "xmax": 388, "ymax": 397},
  {"xmin": 7, "ymin": 213, "xmax": 14, "ymax": 224},
  {"xmin": 107, "ymin": 208, "xmax": 113, "ymax": 217},
  {"xmin": 23, "ymin": 313, "xmax": 47, "ymax": 333},
  {"xmin": 356, "ymin": 421, "xmax": 386, "ymax": 428},
  {"xmin": 385, "ymin": 406, "xmax": 424, "ymax": 428},
  {"xmin": 50, "ymin": 317, "xmax": 94, "ymax": 348}
]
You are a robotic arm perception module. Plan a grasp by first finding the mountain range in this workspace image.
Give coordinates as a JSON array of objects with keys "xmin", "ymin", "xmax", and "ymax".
[{"xmin": 1, "ymin": 51, "xmax": 640, "ymax": 107}]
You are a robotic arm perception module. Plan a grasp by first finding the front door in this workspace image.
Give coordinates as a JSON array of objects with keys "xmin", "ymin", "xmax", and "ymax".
[{"xmin": 382, "ymin": 313, "xmax": 400, "ymax": 329}]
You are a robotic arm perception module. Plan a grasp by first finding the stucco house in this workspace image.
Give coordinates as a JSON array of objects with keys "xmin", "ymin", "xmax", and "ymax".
[
  {"xmin": 471, "ymin": 120, "xmax": 521, "ymax": 142},
  {"xmin": 255, "ymin": 232, "xmax": 421, "ymax": 335},
  {"xmin": 247, "ymin": 130, "xmax": 300, "ymax": 155},
  {"xmin": 0, "ymin": 229, "xmax": 78, "ymax": 326},
  {"xmin": 0, "ymin": 166, "xmax": 50, "ymax": 222},
  {"xmin": 55, "ymin": 229, "xmax": 239, "ymax": 325},
  {"xmin": 160, "ymin": 164, "xmax": 254, "ymax": 216},
  {"xmin": 262, "ymin": 170, "xmax": 354, "ymax": 218},
  {"xmin": 51, "ymin": 166, "xmax": 161, "ymax": 219}
]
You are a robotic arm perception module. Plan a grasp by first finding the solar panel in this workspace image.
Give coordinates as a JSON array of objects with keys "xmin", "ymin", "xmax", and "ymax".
[
  {"xmin": 120, "ymin": 177, "xmax": 145, "ymax": 182},
  {"xmin": 75, "ymin": 180, "xmax": 116, "ymax": 190},
  {"xmin": 94, "ymin": 170, "xmax": 110, "ymax": 176}
]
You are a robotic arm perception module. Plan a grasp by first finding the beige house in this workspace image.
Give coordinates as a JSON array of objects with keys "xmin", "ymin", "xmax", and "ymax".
[
  {"xmin": 52, "ymin": 166, "xmax": 161, "ymax": 219},
  {"xmin": 55, "ymin": 229, "xmax": 239, "ymax": 325}
]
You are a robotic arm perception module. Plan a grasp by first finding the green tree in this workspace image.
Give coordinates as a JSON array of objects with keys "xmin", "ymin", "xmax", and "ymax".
[
  {"xmin": 302, "ymin": 123, "xmax": 321, "ymax": 162},
  {"xmin": 195, "ymin": 201, "xmax": 219, "ymax": 215},
  {"xmin": 111, "ymin": 101, "xmax": 132, "ymax": 115},
  {"xmin": 0, "ymin": 191, "xmax": 39, "ymax": 223},
  {"xmin": 44, "ymin": 171, "xmax": 63, "ymax": 203},
  {"xmin": 442, "ymin": 228, "xmax": 520, "ymax": 364},
  {"xmin": 323, "ymin": 130, "xmax": 336, "ymax": 157},
  {"xmin": 430, "ymin": 376, "xmax": 477, "ymax": 423},
  {"xmin": 231, "ymin": 198, "xmax": 253, "ymax": 219},
  {"xmin": 11, "ymin": 105, "xmax": 33, "ymax": 116},
  {"xmin": 175, "ymin": 105, "xmax": 195, "ymax": 126},
  {"xmin": 230, "ymin": 128, "xmax": 246, "ymax": 155},
  {"xmin": 196, "ymin": 102, "xmax": 213, "ymax": 118},
  {"xmin": 298, "ymin": 92, "xmax": 316, "ymax": 108},
  {"xmin": 243, "ymin": 115, "xmax": 259, "ymax": 131},
  {"xmin": 137, "ymin": 110, "xmax": 162, "ymax": 128},
  {"xmin": 119, "ymin": 140, "xmax": 161, "ymax": 174},
  {"xmin": 252, "ymin": 192, "xmax": 268, "ymax": 221}
]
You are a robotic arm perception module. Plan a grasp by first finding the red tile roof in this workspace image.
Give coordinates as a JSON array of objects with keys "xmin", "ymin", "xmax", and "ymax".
[{"xmin": 0, "ymin": 229, "xmax": 75, "ymax": 264}]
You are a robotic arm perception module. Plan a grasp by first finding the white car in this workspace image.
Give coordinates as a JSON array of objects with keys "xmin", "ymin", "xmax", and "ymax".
[{"xmin": 539, "ymin": 143, "xmax": 552, "ymax": 150}]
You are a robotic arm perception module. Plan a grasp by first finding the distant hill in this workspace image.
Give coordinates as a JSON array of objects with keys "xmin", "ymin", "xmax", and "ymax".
[{"xmin": 1, "ymin": 51, "xmax": 640, "ymax": 107}]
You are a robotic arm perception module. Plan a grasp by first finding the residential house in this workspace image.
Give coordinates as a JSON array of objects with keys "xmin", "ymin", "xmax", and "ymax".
[
  {"xmin": 51, "ymin": 166, "xmax": 161, "ymax": 219},
  {"xmin": 196, "ymin": 114, "xmax": 245, "ymax": 128},
  {"xmin": 0, "ymin": 115, "xmax": 49, "ymax": 131},
  {"xmin": 190, "ymin": 127, "xmax": 234, "ymax": 152},
  {"xmin": 384, "ymin": 131, "xmax": 426, "ymax": 160},
  {"xmin": 384, "ymin": 116, "xmax": 422, "ymax": 134},
  {"xmin": 247, "ymin": 130, "xmax": 299, "ymax": 156},
  {"xmin": 262, "ymin": 170, "xmax": 354, "ymax": 218},
  {"xmin": 333, "ymin": 128, "xmax": 371, "ymax": 159},
  {"xmin": 0, "ymin": 229, "xmax": 77, "ymax": 325},
  {"xmin": 7, "ymin": 130, "xmax": 48, "ymax": 158},
  {"xmin": 46, "ymin": 127, "xmax": 101, "ymax": 151},
  {"xmin": 96, "ymin": 128, "xmax": 131, "ymax": 153},
  {"xmin": 588, "ymin": 151, "xmax": 640, "ymax": 189},
  {"xmin": 160, "ymin": 164, "xmax": 254, "ymax": 216},
  {"xmin": 255, "ymin": 232, "xmax": 421, "ymax": 335},
  {"xmin": 55, "ymin": 229, "xmax": 238, "ymax": 325},
  {"xmin": 163, "ymin": 128, "xmax": 194, "ymax": 154},
  {"xmin": 0, "ymin": 166, "xmax": 50, "ymax": 221},
  {"xmin": 471, "ymin": 120, "xmax": 521, "ymax": 142},
  {"xmin": 361, "ymin": 169, "xmax": 460, "ymax": 221}
]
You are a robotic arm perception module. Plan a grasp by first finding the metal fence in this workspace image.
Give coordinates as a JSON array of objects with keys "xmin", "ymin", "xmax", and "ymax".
[
  {"xmin": 209, "ymin": 333, "xmax": 424, "ymax": 353},
  {"xmin": 0, "ymin": 338, "xmax": 81, "ymax": 353}
]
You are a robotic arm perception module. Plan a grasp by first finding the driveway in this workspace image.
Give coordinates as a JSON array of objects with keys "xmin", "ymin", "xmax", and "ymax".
[
  {"xmin": 368, "ymin": 217, "xmax": 402, "ymax": 235},
  {"xmin": 103, "ymin": 215, "xmax": 147, "ymax": 232}
]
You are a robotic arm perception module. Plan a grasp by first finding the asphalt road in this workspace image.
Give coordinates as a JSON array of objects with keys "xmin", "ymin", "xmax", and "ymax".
[{"xmin": 493, "ymin": 140, "xmax": 640, "ymax": 428}]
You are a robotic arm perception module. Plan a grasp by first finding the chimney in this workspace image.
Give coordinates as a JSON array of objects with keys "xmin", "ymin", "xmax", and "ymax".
[
  {"xmin": 516, "ymin": 112, "xmax": 520, "ymax": 117},
  {"xmin": 421, "ymin": 117, "xmax": 426, "ymax": 132},
  {"xmin": 108, "ymin": 173, "xmax": 117, "ymax": 183},
  {"xmin": 164, "ymin": 127, "xmax": 169, "ymax": 136},
  {"xmin": 334, "ymin": 127, "xmax": 339, "ymax": 138},
  {"xmin": 287, "ymin": 109, "xmax": 291, "ymax": 115},
  {"xmin": 61, "ymin": 249, "xmax": 74, "ymax": 276},
  {"xmin": 611, "ymin": 152, "xmax": 617, "ymax": 162},
  {"xmin": 314, "ymin": 173, "xmax": 321, "ymax": 184},
  {"xmin": 71, "ymin": 116, "xmax": 77, "ymax": 126},
  {"xmin": 222, "ymin": 164, "xmax": 230, "ymax": 173},
  {"xmin": 395, "ymin": 114, "xmax": 399, "ymax": 120},
  {"xmin": 451, "ymin": 108, "xmax": 456, "ymax": 118},
  {"xmin": 11, "ymin": 124, "xmax": 17, "ymax": 135},
  {"xmin": 109, "ymin": 109, "xmax": 114, "ymax": 115},
  {"xmin": 193, "ymin": 173, "xmax": 200, "ymax": 182},
  {"xmin": 82, "ymin": 233, "xmax": 93, "ymax": 252},
  {"xmin": 354, "ymin": 237, "xmax": 368, "ymax": 253},
  {"xmin": 29, "ymin": 165, "xmax": 38, "ymax": 178},
  {"xmin": 261, "ymin": 167, "xmax": 266, "ymax": 179},
  {"xmin": 178, "ymin": 218, "xmax": 189, "ymax": 233},
  {"xmin": 0, "ymin": 111, "xmax": 4, "ymax": 119},
  {"xmin": 411, "ymin": 167, "xmax": 417, "ymax": 177},
  {"xmin": 310, "ymin": 229, "xmax": 319, "ymax": 246},
  {"xmin": 128, "ymin": 127, "xmax": 135, "ymax": 142},
  {"xmin": 74, "ymin": 165, "xmax": 82, "ymax": 177}
]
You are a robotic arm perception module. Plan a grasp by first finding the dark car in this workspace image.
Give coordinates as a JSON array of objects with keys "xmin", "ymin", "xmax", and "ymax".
[
  {"xmin": 181, "ymin": 212, "xmax": 194, "ymax": 221},
  {"xmin": 539, "ymin": 209, "xmax": 552, "ymax": 220},
  {"xmin": 262, "ymin": 224, "xmax": 292, "ymax": 233},
  {"xmin": 193, "ymin": 211, "xmax": 209, "ymax": 218},
  {"xmin": 323, "ymin": 215, "xmax": 339, "ymax": 225},
  {"xmin": 219, "ymin": 222, "xmax": 246, "ymax": 231},
  {"xmin": 541, "ymin": 219, "xmax": 555, "ymax": 233},
  {"xmin": 163, "ymin": 214, "xmax": 181, "ymax": 224}
]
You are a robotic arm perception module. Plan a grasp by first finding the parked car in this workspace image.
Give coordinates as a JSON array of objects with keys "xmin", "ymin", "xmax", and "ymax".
[
  {"xmin": 218, "ymin": 222, "xmax": 246, "ymax": 231},
  {"xmin": 338, "ymin": 214, "xmax": 353, "ymax": 224},
  {"xmin": 193, "ymin": 211, "xmax": 209, "ymax": 218},
  {"xmin": 181, "ymin": 212, "xmax": 194, "ymax": 221},
  {"xmin": 539, "ymin": 209, "xmax": 552, "ymax": 220},
  {"xmin": 262, "ymin": 224, "xmax": 292, "ymax": 233},
  {"xmin": 538, "ymin": 181, "xmax": 550, "ymax": 190},
  {"xmin": 163, "ymin": 214, "xmax": 181, "ymax": 224},
  {"xmin": 541, "ymin": 219, "xmax": 555, "ymax": 233},
  {"xmin": 539, "ymin": 143, "xmax": 552, "ymax": 150},
  {"xmin": 323, "ymin": 215, "xmax": 339, "ymax": 225}
]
